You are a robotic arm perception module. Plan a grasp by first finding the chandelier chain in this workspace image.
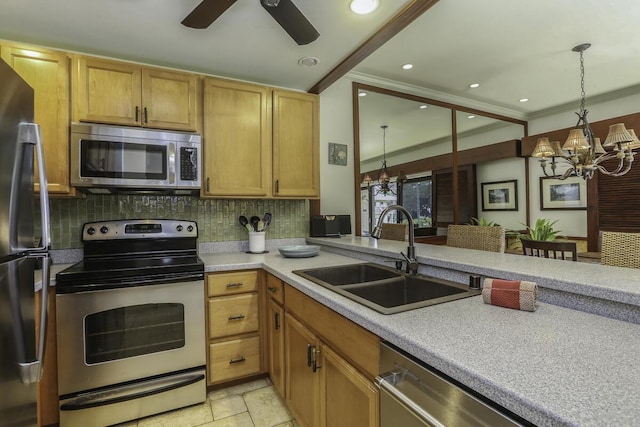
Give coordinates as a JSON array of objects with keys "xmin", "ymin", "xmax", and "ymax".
[{"xmin": 579, "ymin": 50, "xmax": 586, "ymax": 113}]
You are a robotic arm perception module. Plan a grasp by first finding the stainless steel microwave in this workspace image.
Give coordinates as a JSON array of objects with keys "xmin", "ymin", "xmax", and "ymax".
[{"xmin": 70, "ymin": 123, "xmax": 201, "ymax": 194}]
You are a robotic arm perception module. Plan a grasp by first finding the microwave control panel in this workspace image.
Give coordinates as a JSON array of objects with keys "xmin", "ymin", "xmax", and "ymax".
[{"xmin": 180, "ymin": 147, "xmax": 198, "ymax": 181}]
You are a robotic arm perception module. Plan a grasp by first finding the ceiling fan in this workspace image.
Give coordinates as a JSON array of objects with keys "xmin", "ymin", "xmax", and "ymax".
[{"xmin": 181, "ymin": 0, "xmax": 320, "ymax": 46}]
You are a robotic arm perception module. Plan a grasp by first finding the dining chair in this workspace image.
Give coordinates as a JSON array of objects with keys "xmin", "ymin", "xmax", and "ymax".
[
  {"xmin": 521, "ymin": 239, "xmax": 577, "ymax": 261},
  {"xmin": 446, "ymin": 225, "xmax": 505, "ymax": 253},
  {"xmin": 379, "ymin": 223, "xmax": 408, "ymax": 241},
  {"xmin": 601, "ymin": 231, "xmax": 640, "ymax": 268}
]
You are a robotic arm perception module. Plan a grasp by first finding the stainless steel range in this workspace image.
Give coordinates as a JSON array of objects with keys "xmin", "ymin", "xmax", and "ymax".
[{"xmin": 55, "ymin": 219, "xmax": 206, "ymax": 427}]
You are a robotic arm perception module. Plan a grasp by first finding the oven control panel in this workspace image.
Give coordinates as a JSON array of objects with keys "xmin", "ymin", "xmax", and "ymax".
[{"xmin": 82, "ymin": 219, "xmax": 198, "ymax": 241}]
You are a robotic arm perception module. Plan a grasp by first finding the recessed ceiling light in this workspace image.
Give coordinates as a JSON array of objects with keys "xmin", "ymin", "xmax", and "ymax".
[
  {"xmin": 469, "ymin": 83, "xmax": 480, "ymax": 88},
  {"xmin": 402, "ymin": 63, "xmax": 413, "ymax": 70},
  {"xmin": 467, "ymin": 115, "xmax": 475, "ymax": 119},
  {"xmin": 359, "ymin": 91, "xmax": 367, "ymax": 97},
  {"xmin": 297, "ymin": 57, "xmax": 319, "ymax": 67},
  {"xmin": 350, "ymin": 0, "xmax": 380, "ymax": 15},
  {"xmin": 419, "ymin": 105, "xmax": 428, "ymax": 109},
  {"xmin": 519, "ymin": 98, "xmax": 529, "ymax": 103}
]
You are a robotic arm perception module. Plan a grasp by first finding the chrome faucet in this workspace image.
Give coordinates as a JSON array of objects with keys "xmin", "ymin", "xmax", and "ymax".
[{"xmin": 371, "ymin": 205, "xmax": 419, "ymax": 275}]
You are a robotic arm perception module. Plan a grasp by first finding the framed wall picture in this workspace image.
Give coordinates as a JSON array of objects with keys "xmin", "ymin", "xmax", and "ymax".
[
  {"xmin": 481, "ymin": 179, "xmax": 518, "ymax": 211},
  {"xmin": 540, "ymin": 176, "xmax": 587, "ymax": 210}
]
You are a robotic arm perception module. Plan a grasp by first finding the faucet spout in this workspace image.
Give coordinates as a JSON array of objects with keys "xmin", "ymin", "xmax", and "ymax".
[{"xmin": 372, "ymin": 205, "xmax": 418, "ymax": 274}]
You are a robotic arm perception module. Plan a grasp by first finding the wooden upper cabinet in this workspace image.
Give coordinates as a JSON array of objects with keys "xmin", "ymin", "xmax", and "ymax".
[
  {"xmin": 1, "ymin": 43, "xmax": 73, "ymax": 195},
  {"xmin": 201, "ymin": 84, "xmax": 319, "ymax": 199},
  {"xmin": 202, "ymin": 77, "xmax": 271, "ymax": 197},
  {"xmin": 73, "ymin": 56, "xmax": 198, "ymax": 131},
  {"xmin": 272, "ymin": 90, "xmax": 319, "ymax": 198},
  {"xmin": 142, "ymin": 67, "xmax": 198, "ymax": 131}
]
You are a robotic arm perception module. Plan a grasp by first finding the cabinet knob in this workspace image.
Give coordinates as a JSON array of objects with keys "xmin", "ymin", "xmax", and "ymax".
[{"xmin": 268, "ymin": 286, "xmax": 277, "ymax": 293}]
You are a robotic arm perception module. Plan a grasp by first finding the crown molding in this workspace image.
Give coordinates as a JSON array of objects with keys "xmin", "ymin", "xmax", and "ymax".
[{"xmin": 346, "ymin": 70, "xmax": 528, "ymax": 121}]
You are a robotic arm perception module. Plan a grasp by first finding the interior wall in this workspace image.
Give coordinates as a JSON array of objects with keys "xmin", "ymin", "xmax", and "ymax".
[
  {"xmin": 476, "ymin": 158, "xmax": 527, "ymax": 231},
  {"xmin": 318, "ymin": 76, "xmax": 356, "ymax": 229}
]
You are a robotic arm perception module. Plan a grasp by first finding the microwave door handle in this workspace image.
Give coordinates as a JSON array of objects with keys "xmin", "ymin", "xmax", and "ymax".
[
  {"xmin": 169, "ymin": 142, "xmax": 176, "ymax": 184},
  {"xmin": 17, "ymin": 123, "xmax": 50, "ymax": 250}
]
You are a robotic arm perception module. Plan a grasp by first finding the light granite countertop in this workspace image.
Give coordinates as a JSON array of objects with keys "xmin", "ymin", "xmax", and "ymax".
[{"xmin": 201, "ymin": 244, "xmax": 640, "ymax": 427}]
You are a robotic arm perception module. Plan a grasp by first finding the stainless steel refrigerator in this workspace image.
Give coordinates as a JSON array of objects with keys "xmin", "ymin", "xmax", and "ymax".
[{"xmin": 0, "ymin": 59, "xmax": 51, "ymax": 427}]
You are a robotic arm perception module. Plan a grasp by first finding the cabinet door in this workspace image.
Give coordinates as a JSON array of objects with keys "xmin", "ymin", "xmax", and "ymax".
[
  {"xmin": 285, "ymin": 313, "xmax": 320, "ymax": 427},
  {"xmin": 142, "ymin": 68, "xmax": 198, "ymax": 131},
  {"xmin": 267, "ymin": 299, "xmax": 285, "ymax": 397},
  {"xmin": 320, "ymin": 345, "xmax": 379, "ymax": 427},
  {"xmin": 203, "ymin": 78, "xmax": 271, "ymax": 197},
  {"xmin": 272, "ymin": 90, "xmax": 319, "ymax": 198},
  {"xmin": 73, "ymin": 56, "xmax": 141, "ymax": 126},
  {"xmin": 1, "ymin": 44, "xmax": 72, "ymax": 194}
]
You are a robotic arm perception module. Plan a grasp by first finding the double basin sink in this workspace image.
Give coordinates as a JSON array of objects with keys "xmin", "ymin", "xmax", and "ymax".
[{"xmin": 293, "ymin": 263, "xmax": 481, "ymax": 314}]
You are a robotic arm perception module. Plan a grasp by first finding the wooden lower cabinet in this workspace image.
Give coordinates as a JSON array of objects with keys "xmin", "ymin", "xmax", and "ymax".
[
  {"xmin": 206, "ymin": 271, "xmax": 264, "ymax": 386},
  {"xmin": 267, "ymin": 298, "xmax": 285, "ymax": 396},
  {"xmin": 283, "ymin": 284, "xmax": 379, "ymax": 427},
  {"xmin": 321, "ymin": 345, "xmax": 378, "ymax": 427},
  {"xmin": 285, "ymin": 313, "xmax": 320, "ymax": 427},
  {"xmin": 35, "ymin": 286, "xmax": 58, "ymax": 426}
]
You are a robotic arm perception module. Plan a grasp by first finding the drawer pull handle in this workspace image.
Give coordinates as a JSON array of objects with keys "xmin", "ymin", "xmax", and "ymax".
[
  {"xmin": 229, "ymin": 357, "xmax": 246, "ymax": 365},
  {"xmin": 228, "ymin": 314, "xmax": 246, "ymax": 321},
  {"xmin": 268, "ymin": 286, "xmax": 277, "ymax": 293},
  {"xmin": 226, "ymin": 282, "xmax": 244, "ymax": 288}
]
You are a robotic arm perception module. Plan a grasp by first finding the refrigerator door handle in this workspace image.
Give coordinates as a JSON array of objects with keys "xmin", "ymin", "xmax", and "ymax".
[
  {"xmin": 18, "ymin": 253, "xmax": 50, "ymax": 384},
  {"xmin": 17, "ymin": 122, "xmax": 50, "ymax": 249}
]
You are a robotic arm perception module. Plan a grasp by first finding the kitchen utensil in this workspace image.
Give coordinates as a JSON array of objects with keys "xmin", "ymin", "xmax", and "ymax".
[
  {"xmin": 263, "ymin": 213, "xmax": 272, "ymax": 229},
  {"xmin": 257, "ymin": 220, "xmax": 265, "ymax": 232},
  {"xmin": 250, "ymin": 216, "xmax": 260, "ymax": 231},
  {"xmin": 239, "ymin": 215, "xmax": 249, "ymax": 228}
]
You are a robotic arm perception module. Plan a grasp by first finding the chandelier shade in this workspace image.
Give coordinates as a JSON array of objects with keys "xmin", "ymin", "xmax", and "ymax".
[{"xmin": 532, "ymin": 43, "xmax": 637, "ymax": 180}]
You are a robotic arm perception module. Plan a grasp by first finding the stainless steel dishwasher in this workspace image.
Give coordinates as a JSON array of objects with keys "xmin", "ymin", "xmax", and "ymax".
[{"xmin": 376, "ymin": 343, "xmax": 528, "ymax": 427}]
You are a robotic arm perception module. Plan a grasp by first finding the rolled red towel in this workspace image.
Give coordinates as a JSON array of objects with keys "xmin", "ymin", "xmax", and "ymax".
[{"xmin": 482, "ymin": 278, "xmax": 538, "ymax": 312}]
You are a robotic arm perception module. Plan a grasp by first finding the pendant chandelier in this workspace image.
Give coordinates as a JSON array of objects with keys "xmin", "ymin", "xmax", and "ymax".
[
  {"xmin": 532, "ymin": 43, "xmax": 639, "ymax": 180},
  {"xmin": 362, "ymin": 125, "xmax": 406, "ymax": 195}
]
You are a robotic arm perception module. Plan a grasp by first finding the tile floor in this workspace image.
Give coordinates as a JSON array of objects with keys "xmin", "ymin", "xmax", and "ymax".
[{"xmin": 117, "ymin": 378, "xmax": 298, "ymax": 427}]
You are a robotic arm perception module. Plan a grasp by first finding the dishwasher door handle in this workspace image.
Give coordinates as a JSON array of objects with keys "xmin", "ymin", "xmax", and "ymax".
[{"xmin": 375, "ymin": 372, "xmax": 446, "ymax": 427}]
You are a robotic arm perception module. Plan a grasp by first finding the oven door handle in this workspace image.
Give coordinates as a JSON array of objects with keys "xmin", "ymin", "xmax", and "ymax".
[
  {"xmin": 375, "ymin": 371, "xmax": 446, "ymax": 427},
  {"xmin": 60, "ymin": 371, "xmax": 205, "ymax": 411}
]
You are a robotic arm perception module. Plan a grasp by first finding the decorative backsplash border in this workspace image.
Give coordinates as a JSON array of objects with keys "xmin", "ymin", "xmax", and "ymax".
[{"xmin": 43, "ymin": 195, "xmax": 310, "ymax": 249}]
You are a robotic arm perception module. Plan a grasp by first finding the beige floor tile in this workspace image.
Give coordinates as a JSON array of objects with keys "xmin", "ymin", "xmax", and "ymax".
[
  {"xmin": 224, "ymin": 378, "xmax": 270, "ymax": 396},
  {"xmin": 243, "ymin": 386, "xmax": 293, "ymax": 427},
  {"xmin": 200, "ymin": 412, "xmax": 255, "ymax": 427},
  {"xmin": 137, "ymin": 401, "xmax": 213, "ymax": 427},
  {"xmin": 272, "ymin": 422, "xmax": 295, "ymax": 427},
  {"xmin": 208, "ymin": 387, "xmax": 231, "ymax": 401},
  {"xmin": 211, "ymin": 395, "xmax": 248, "ymax": 420}
]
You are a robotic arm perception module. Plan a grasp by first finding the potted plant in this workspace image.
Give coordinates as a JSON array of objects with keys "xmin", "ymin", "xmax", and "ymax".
[{"xmin": 519, "ymin": 218, "xmax": 564, "ymax": 242}]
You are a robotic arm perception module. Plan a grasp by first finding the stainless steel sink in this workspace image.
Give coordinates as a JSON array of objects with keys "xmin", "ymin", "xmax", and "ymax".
[{"xmin": 293, "ymin": 263, "xmax": 480, "ymax": 314}]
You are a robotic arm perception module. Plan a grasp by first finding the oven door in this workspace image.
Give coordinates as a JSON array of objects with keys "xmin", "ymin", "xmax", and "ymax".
[{"xmin": 56, "ymin": 279, "xmax": 205, "ymax": 395}]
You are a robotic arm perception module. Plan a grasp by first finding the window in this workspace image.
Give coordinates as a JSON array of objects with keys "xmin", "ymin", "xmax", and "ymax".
[{"xmin": 400, "ymin": 177, "xmax": 432, "ymax": 228}]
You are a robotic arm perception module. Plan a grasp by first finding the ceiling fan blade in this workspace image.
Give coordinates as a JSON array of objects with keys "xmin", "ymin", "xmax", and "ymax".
[
  {"xmin": 260, "ymin": 0, "xmax": 320, "ymax": 45},
  {"xmin": 182, "ymin": 0, "xmax": 237, "ymax": 29}
]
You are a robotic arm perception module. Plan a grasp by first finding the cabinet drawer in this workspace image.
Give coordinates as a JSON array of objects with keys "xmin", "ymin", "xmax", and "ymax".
[
  {"xmin": 208, "ymin": 336, "xmax": 261, "ymax": 384},
  {"xmin": 266, "ymin": 273, "xmax": 284, "ymax": 305},
  {"xmin": 209, "ymin": 293, "xmax": 259, "ymax": 338},
  {"xmin": 208, "ymin": 271, "xmax": 259, "ymax": 296}
]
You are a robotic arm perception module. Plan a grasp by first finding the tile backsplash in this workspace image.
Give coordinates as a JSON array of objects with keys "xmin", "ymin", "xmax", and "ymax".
[{"xmin": 45, "ymin": 195, "xmax": 309, "ymax": 249}]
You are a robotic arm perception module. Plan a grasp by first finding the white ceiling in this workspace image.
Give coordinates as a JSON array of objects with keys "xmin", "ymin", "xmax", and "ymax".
[
  {"xmin": 0, "ymin": 0, "xmax": 412, "ymax": 91},
  {"xmin": 2, "ymin": 0, "xmax": 639, "ymax": 130}
]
